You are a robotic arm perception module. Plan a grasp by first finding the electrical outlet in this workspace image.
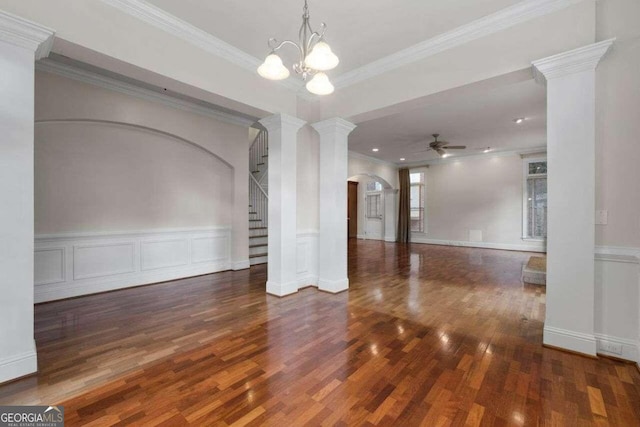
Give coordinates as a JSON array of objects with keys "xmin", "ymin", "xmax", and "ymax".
[
  {"xmin": 595, "ymin": 210, "xmax": 608, "ymax": 225},
  {"xmin": 599, "ymin": 341, "xmax": 623, "ymax": 355}
]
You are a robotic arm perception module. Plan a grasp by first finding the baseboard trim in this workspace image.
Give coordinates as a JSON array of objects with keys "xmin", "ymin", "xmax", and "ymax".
[
  {"xmin": 297, "ymin": 275, "xmax": 318, "ymax": 289},
  {"xmin": 544, "ymin": 326, "xmax": 597, "ymax": 357},
  {"xmin": 411, "ymin": 237, "xmax": 546, "ymax": 253},
  {"xmin": 318, "ymin": 278, "xmax": 349, "ymax": 294},
  {"xmin": 0, "ymin": 344, "xmax": 37, "ymax": 385},
  {"xmin": 266, "ymin": 280, "xmax": 298, "ymax": 297},
  {"xmin": 594, "ymin": 333, "xmax": 639, "ymax": 363},
  {"xmin": 232, "ymin": 260, "xmax": 250, "ymax": 270},
  {"xmin": 36, "ymin": 261, "xmax": 230, "ymax": 303}
]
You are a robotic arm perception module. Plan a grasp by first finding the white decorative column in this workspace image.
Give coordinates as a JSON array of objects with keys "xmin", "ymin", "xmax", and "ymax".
[
  {"xmin": 384, "ymin": 189, "xmax": 398, "ymax": 242},
  {"xmin": 532, "ymin": 39, "xmax": 614, "ymax": 356},
  {"xmin": 311, "ymin": 118, "xmax": 357, "ymax": 293},
  {"xmin": 259, "ymin": 114, "xmax": 306, "ymax": 296},
  {"xmin": 0, "ymin": 12, "xmax": 54, "ymax": 383}
]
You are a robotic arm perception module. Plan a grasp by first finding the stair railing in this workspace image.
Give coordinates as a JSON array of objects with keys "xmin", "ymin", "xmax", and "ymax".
[{"xmin": 249, "ymin": 173, "xmax": 268, "ymax": 230}]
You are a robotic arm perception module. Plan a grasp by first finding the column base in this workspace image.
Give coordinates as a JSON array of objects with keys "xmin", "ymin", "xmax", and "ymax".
[
  {"xmin": 266, "ymin": 280, "xmax": 298, "ymax": 297},
  {"xmin": 232, "ymin": 260, "xmax": 250, "ymax": 270},
  {"xmin": 0, "ymin": 341, "xmax": 37, "ymax": 384},
  {"xmin": 543, "ymin": 325, "xmax": 597, "ymax": 357},
  {"xmin": 318, "ymin": 278, "xmax": 349, "ymax": 294}
]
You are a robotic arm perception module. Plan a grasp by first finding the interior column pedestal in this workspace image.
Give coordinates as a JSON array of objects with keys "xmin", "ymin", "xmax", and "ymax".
[{"xmin": 532, "ymin": 39, "xmax": 615, "ymax": 356}]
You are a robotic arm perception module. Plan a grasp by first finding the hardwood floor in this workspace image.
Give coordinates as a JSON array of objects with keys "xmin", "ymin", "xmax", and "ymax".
[{"xmin": 1, "ymin": 240, "xmax": 639, "ymax": 426}]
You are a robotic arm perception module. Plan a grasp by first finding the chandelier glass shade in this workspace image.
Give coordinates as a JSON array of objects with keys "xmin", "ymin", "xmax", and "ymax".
[{"xmin": 257, "ymin": 0, "xmax": 339, "ymax": 95}]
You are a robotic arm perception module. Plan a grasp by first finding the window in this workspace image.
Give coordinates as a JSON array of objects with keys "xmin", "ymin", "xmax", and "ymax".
[
  {"xmin": 366, "ymin": 193, "xmax": 381, "ymax": 218},
  {"xmin": 523, "ymin": 159, "xmax": 547, "ymax": 239},
  {"xmin": 410, "ymin": 171, "xmax": 425, "ymax": 233}
]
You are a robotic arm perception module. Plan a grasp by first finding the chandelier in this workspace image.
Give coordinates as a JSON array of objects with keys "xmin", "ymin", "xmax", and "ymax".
[{"xmin": 257, "ymin": 0, "xmax": 339, "ymax": 95}]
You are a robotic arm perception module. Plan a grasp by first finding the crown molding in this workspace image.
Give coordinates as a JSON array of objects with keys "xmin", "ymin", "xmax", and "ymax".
[
  {"xmin": 0, "ymin": 10, "xmax": 54, "ymax": 59},
  {"xmin": 259, "ymin": 113, "xmax": 307, "ymax": 132},
  {"xmin": 348, "ymin": 150, "xmax": 399, "ymax": 169},
  {"xmin": 333, "ymin": 0, "xmax": 587, "ymax": 89},
  {"xmin": 99, "ymin": 0, "xmax": 303, "ymax": 93},
  {"xmin": 311, "ymin": 117, "xmax": 357, "ymax": 135},
  {"xmin": 532, "ymin": 38, "xmax": 615, "ymax": 83},
  {"xmin": 400, "ymin": 145, "xmax": 547, "ymax": 167},
  {"xmin": 36, "ymin": 59, "xmax": 257, "ymax": 127}
]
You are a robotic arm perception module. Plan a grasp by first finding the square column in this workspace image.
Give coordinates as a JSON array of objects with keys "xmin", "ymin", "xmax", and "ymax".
[
  {"xmin": 384, "ymin": 189, "xmax": 398, "ymax": 242},
  {"xmin": 259, "ymin": 114, "xmax": 306, "ymax": 296},
  {"xmin": 532, "ymin": 39, "xmax": 615, "ymax": 356},
  {"xmin": 311, "ymin": 118, "xmax": 357, "ymax": 293},
  {"xmin": 0, "ymin": 11, "xmax": 54, "ymax": 383}
]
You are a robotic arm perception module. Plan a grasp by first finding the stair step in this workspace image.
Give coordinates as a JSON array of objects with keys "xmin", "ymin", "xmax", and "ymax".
[
  {"xmin": 257, "ymin": 162, "xmax": 265, "ymax": 166},
  {"xmin": 249, "ymin": 253, "xmax": 268, "ymax": 258},
  {"xmin": 262, "ymin": 154, "xmax": 268, "ymax": 158},
  {"xmin": 249, "ymin": 211, "xmax": 257, "ymax": 214},
  {"xmin": 249, "ymin": 244, "xmax": 267, "ymax": 248},
  {"xmin": 250, "ymin": 227, "xmax": 267, "ymax": 230},
  {"xmin": 252, "ymin": 170, "xmax": 259, "ymax": 174},
  {"xmin": 249, "ymin": 219, "xmax": 262, "ymax": 222},
  {"xmin": 249, "ymin": 235, "xmax": 267, "ymax": 239}
]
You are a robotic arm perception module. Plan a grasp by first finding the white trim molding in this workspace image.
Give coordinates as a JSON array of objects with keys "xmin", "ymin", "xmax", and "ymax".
[
  {"xmin": 36, "ymin": 59, "xmax": 256, "ymax": 127},
  {"xmin": 411, "ymin": 237, "xmax": 546, "ymax": 253},
  {"xmin": 348, "ymin": 150, "xmax": 399, "ymax": 169},
  {"xmin": 544, "ymin": 326, "xmax": 597, "ymax": 356},
  {"xmin": 334, "ymin": 0, "xmax": 588, "ymax": 89},
  {"xmin": 402, "ymin": 146, "xmax": 547, "ymax": 168},
  {"xmin": 0, "ymin": 342, "xmax": 37, "ymax": 385},
  {"xmin": 34, "ymin": 227, "xmax": 232, "ymax": 302},
  {"xmin": 595, "ymin": 245, "xmax": 640, "ymax": 264},
  {"xmin": 595, "ymin": 334, "xmax": 639, "ymax": 363},
  {"xmin": 99, "ymin": 0, "xmax": 302, "ymax": 93},
  {"xmin": 532, "ymin": 38, "xmax": 615, "ymax": 84},
  {"xmin": 0, "ymin": 10, "xmax": 54, "ymax": 59}
]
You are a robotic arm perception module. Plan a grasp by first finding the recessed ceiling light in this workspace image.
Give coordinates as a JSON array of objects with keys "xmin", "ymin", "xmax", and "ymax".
[
  {"xmin": 514, "ymin": 118, "xmax": 525, "ymax": 124},
  {"xmin": 372, "ymin": 148, "xmax": 379, "ymax": 152},
  {"xmin": 400, "ymin": 158, "xmax": 405, "ymax": 161},
  {"xmin": 483, "ymin": 148, "xmax": 491, "ymax": 153}
]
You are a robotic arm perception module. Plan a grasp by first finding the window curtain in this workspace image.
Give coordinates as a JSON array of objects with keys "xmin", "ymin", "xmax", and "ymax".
[{"xmin": 397, "ymin": 168, "xmax": 411, "ymax": 243}]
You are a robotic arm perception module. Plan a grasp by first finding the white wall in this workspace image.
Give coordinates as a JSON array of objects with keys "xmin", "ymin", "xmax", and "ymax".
[
  {"xmin": 593, "ymin": 0, "xmax": 640, "ymax": 365},
  {"xmin": 348, "ymin": 152, "xmax": 399, "ymax": 189},
  {"xmin": 34, "ymin": 69, "xmax": 251, "ymax": 301},
  {"xmin": 35, "ymin": 122, "xmax": 232, "ymax": 234},
  {"xmin": 416, "ymin": 154, "xmax": 545, "ymax": 252}
]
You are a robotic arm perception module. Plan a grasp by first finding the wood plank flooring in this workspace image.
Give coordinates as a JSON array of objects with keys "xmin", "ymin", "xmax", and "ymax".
[{"xmin": 1, "ymin": 240, "xmax": 639, "ymax": 426}]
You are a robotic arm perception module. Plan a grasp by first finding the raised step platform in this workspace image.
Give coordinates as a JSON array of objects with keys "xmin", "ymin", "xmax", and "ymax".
[{"xmin": 522, "ymin": 256, "xmax": 546, "ymax": 285}]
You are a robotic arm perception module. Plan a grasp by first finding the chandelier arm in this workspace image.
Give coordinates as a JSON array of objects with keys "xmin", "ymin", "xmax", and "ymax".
[{"xmin": 269, "ymin": 39, "xmax": 303, "ymax": 57}]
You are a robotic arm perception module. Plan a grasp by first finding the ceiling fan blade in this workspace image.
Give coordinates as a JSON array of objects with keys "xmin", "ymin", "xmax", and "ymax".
[
  {"xmin": 435, "ymin": 148, "xmax": 446, "ymax": 156},
  {"xmin": 444, "ymin": 145, "xmax": 466, "ymax": 149}
]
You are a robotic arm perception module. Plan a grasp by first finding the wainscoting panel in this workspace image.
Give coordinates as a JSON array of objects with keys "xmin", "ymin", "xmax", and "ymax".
[
  {"xmin": 141, "ymin": 239, "xmax": 189, "ymax": 271},
  {"xmin": 34, "ymin": 247, "xmax": 65, "ymax": 286},
  {"xmin": 35, "ymin": 227, "xmax": 231, "ymax": 303},
  {"xmin": 297, "ymin": 231, "xmax": 318, "ymax": 289},
  {"xmin": 594, "ymin": 246, "xmax": 640, "ymax": 365}
]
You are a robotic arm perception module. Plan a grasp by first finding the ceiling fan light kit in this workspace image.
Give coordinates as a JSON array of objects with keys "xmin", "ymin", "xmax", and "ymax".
[{"xmin": 257, "ymin": 0, "xmax": 339, "ymax": 95}]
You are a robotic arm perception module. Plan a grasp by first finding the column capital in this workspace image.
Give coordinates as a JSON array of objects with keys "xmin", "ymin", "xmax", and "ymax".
[
  {"xmin": 311, "ymin": 117, "xmax": 357, "ymax": 136},
  {"xmin": 259, "ymin": 113, "xmax": 306, "ymax": 133},
  {"xmin": 0, "ymin": 11, "xmax": 55, "ymax": 59},
  {"xmin": 531, "ymin": 38, "xmax": 615, "ymax": 84}
]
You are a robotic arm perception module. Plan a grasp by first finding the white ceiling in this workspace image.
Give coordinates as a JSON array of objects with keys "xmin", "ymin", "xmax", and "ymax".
[
  {"xmin": 348, "ymin": 78, "xmax": 546, "ymax": 164},
  {"xmin": 145, "ymin": 0, "xmax": 521, "ymax": 74}
]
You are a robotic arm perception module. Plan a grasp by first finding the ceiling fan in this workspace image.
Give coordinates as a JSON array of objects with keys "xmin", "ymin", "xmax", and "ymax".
[{"xmin": 418, "ymin": 134, "xmax": 467, "ymax": 157}]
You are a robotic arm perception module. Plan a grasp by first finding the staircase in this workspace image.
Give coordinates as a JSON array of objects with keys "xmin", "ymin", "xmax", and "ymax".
[{"xmin": 249, "ymin": 130, "xmax": 268, "ymax": 265}]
